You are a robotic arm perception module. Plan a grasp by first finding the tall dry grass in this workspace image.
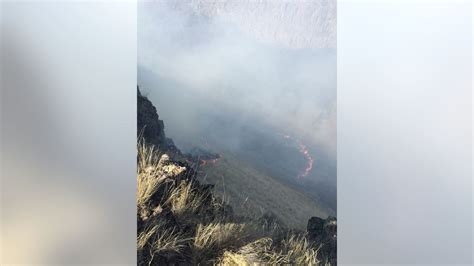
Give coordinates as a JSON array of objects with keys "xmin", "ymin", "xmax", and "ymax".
[
  {"xmin": 138, "ymin": 223, "xmax": 187, "ymax": 253},
  {"xmin": 167, "ymin": 180, "xmax": 206, "ymax": 219},
  {"xmin": 137, "ymin": 141, "xmax": 167, "ymax": 207},
  {"xmin": 217, "ymin": 237, "xmax": 273, "ymax": 265},
  {"xmin": 278, "ymin": 234, "xmax": 320, "ymax": 265},
  {"xmin": 193, "ymin": 222, "xmax": 259, "ymax": 264},
  {"xmin": 216, "ymin": 234, "xmax": 322, "ymax": 265}
]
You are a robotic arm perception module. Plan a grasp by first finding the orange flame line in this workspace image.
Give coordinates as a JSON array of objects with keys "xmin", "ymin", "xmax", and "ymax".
[{"xmin": 280, "ymin": 133, "xmax": 314, "ymax": 179}]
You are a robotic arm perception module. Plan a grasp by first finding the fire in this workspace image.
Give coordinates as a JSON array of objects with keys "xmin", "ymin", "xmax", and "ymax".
[
  {"xmin": 297, "ymin": 142, "xmax": 314, "ymax": 178},
  {"xmin": 280, "ymin": 133, "xmax": 314, "ymax": 179},
  {"xmin": 200, "ymin": 154, "xmax": 221, "ymax": 166}
]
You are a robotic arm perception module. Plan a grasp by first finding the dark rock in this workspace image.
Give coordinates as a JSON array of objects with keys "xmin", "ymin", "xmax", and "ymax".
[
  {"xmin": 307, "ymin": 216, "xmax": 337, "ymax": 265},
  {"xmin": 307, "ymin": 216, "xmax": 326, "ymax": 239},
  {"xmin": 138, "ymin": 87, "xmax": 179, "ymax": 154}
]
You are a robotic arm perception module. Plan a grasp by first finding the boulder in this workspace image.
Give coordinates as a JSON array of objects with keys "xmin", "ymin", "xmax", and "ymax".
[{"xmin": 307, "ymin": 216, "xmax": 337, "ymax": 265}]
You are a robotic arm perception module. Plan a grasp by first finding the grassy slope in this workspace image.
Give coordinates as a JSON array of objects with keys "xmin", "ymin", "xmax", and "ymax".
[
  {"xmin": 198, "ymin": 152, "xmax": 332, "ymax": 230},
  {"xmin": 137, "ymin": 143, "xmax": 324, "ymax": 265}
]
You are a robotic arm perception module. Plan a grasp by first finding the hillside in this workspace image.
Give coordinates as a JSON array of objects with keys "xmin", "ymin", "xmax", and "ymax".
[
  {"xmin": 198, "ymin": 152, "xmax": 332, "ymax": 230},
  {"xmin": 137, "ymin": 88, "xmax": 337, "ymax": 265}
]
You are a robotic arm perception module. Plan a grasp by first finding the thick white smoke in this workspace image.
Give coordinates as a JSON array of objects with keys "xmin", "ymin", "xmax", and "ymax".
[{"xmin": 138, "ymin": 0, "xmax": 336, "ymax": 157}]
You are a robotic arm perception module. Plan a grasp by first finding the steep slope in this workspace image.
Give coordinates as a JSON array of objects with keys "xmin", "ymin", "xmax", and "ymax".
[
  {"xmin": 137, "ymin": 89, "xmax": 337, "ymax": 265},
  {"xmin": 137, "ymin": 143, "xmax": 336, "ymax": 265}
]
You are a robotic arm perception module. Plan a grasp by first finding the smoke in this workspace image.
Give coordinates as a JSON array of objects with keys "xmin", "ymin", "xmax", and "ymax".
[{"xmin": 138, "ymin": 0, "xmax": 336, "ymax": 159}]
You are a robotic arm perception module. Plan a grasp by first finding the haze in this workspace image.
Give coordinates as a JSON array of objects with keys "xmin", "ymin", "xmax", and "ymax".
[{"xmin": 138, "ymin": 0, "xmax": 337, "ymax": 211}]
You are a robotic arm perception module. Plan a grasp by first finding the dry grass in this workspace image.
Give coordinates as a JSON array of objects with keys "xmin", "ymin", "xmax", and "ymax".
[
  {"xmin": 167, "ymin": 180, "xmax": 206, "ymax": 219},
  {"xmin": 137, "ymin": 140, "xmax": 187, "ymax": 222},
  {"xmin": 137, "ymin": 141, "xmax": 167, "ymax": 207},
  {"xmin": 138, "ymin": 224, "xmax": 158, "ymax": 251},
  {"xmin": 138, "ymin": 223, "xmax": 189, "ymax": 264},
  {"xmin": 167, "ymin": 179, "xmax": 230, "ymax": 224},
  {"xmin": 277, "ymin": 234, "xmax": 320, "ymax": 265},
  {"xmin": 193, "ymin": 222, "xmax": 259, "ymax": 264},
  {"xmin": 217, "ymin": 237, "xmax": 273, "ymax": 265},
  {"xmin": 216, "ymin": 234, "xmax": 321, "ymax": 265},
  {"xmin": 194, "ymin": 223, "xmax": 248, "ymax": 251},
  {"xmin": 151, "ymin": 226, "xmax": 188, "ymax": 255}
]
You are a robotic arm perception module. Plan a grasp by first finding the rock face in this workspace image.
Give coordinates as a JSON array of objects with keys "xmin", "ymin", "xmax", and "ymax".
[
  {"xmin": 307, "ymin": 216, "xmax": 337, "ymax": 265},
  {"xmin": 137, "ymin": 87, "xmax": 178, "ymax": 154}
]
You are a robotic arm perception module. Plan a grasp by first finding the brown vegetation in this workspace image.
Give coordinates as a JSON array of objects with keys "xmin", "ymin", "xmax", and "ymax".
[{"xmin": 137, "ymin": 140, "xmax": 327, "ymax": 265}]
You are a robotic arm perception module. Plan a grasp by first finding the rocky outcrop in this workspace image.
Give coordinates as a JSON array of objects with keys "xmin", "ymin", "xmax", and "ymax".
[
  {"xmin": 137, "ymin": 87, "xmax": 179, "ymax": 155},
  {"xmin": 307, "ymin": 216, "xmax": 337, "ymax": 265}
]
